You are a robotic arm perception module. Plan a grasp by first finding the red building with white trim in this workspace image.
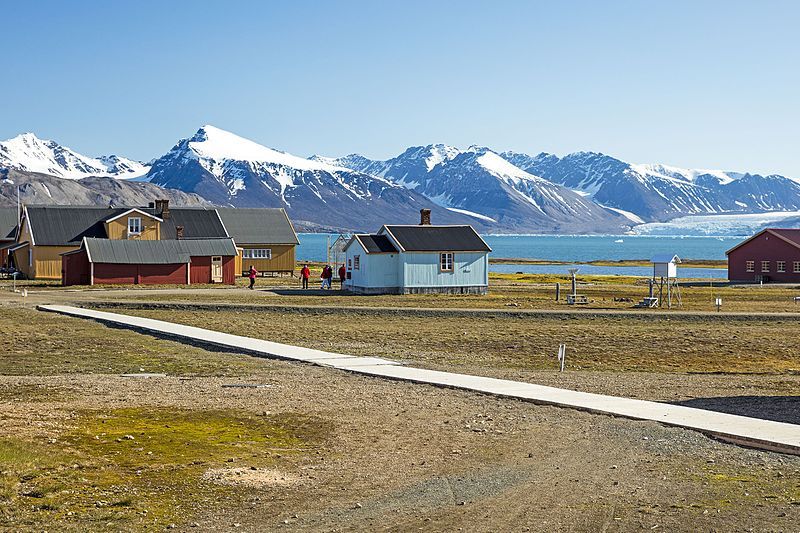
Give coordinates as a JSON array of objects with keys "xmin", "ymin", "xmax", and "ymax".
[
  {"xmin": 62, "ymin": 237, "xmax": 237, "ymax": 286},
  {"xmin": 726, "ymin": 228, "xmax": 800, "ymax": 283}
]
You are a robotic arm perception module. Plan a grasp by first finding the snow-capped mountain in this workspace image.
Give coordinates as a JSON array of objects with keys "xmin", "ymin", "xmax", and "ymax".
[
  {"xmin": 0, "ymin": 133, "xmax": 149, "ymax": 179},
  {"xmin": 146, "ymin": 126, "xmax": 482, "ymax": 231},
  {"xmin": 505, "ymin": 151, "xmax": 800, "ymax": 222},
  {"xmin": 321, "ymin": 145, "xmax": 631, "ymax": 232}
]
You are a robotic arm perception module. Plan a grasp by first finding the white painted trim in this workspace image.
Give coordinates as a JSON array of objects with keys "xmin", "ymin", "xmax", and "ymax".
[
  {"xmin": 89, "ymin": 262, "xmax": 94, "ymax": 286},
  {"xmin": 104, "ymin": 208, "xmax": 163, "ymax": 224},
  {"xmin": 379, "ymin": 226, "xmax": 406, "ymax": 253},
  {"xmin": 186, "ymin": 261, "xmax": 191, "ymax": 285},
  {"xmin": 22, "ymin": 206, "xmax": 35, "ymax": 246}
]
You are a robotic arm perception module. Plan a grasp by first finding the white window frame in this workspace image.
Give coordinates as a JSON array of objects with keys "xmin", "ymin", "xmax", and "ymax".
[
  {"xmin": 794, "ymin": 261, "xmax": 800, "ymax": 273},
  {"xmin": 128, "ymin": 217, "xmax": 142, "ymax": 235},
  {"xmin": 745, "ymin": 260, "xmax": 754, "ymax": 273},
  {"xmin": 777, "ymin": 261, "xmax": 786, "ymax": 273},
  {"xmin": 761, "ymin": 260, "xmax": 770, "ymax": 273},
  {"xmin": 353, "ymin": 255, "xmax": 360, "ymax": 270},
  {"xmin": 242, "ymin": 248, "xmax": 272, "ymax": 260},
  {"xmin": 440, "ymin": 252, "xmax": 454, "ymax": 272}
]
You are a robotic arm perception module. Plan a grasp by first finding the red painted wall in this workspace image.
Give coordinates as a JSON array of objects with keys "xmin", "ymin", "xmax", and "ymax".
[
  {"xmin": 93, "ymin": 263, "xmax": 187, "ymax": 285},
  {"xmin": 190, "ymin": 256, "xmax": 211, "ymax": 284},
  {"xmin": 62, "ymin": 249, "xmax": 91, "ymax": 286},
  {"xmin": 189, "ymin": 255, "xmax": 236, "ymax": 285},
  {"xmin": 728, "ymin": 231, "xmax": 800, "ymax": 282}
]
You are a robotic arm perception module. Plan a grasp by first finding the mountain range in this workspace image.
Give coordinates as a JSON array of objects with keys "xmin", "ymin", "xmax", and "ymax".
[{"xmin": 2, "ymin": 126, "xmax": 800, "ymax": 234}]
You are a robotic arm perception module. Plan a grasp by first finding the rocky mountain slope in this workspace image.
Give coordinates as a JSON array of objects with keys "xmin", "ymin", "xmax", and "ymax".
[
  {"xmin": 145, "ymin": 126, "xmax": 484, "ymax": 232},
  {"xmin": 502, "ymin": 151, "xmax": 800, "ymax": 222},
  {"xmin": 0, "ymin": 168, "xmax": 208, "ymax": 208}
]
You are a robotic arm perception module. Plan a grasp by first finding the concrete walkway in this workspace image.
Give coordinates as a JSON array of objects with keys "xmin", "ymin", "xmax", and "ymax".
[{"xmin": 39, "ymin": 304, "xmax": 800, "ymax": 456}]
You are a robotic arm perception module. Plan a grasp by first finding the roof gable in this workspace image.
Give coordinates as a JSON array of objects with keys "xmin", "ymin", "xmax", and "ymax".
[
  {"xmin": 104, "ymin": 208, "xmax": 163, "ymax": 224},
  {"xmin": 381, "ymin": 225, "xmax": 491, "ymax": 253},
  {"xmin": 726, "ymin": 228, "xmax": 800, "ymax": 255},
  {"xmin": 354, "ymin": 234, "xmax": 398, "ymax": 254},
  {"xmin": 650, "ymin": 254, "xmax": 681, "ymax": 264}
]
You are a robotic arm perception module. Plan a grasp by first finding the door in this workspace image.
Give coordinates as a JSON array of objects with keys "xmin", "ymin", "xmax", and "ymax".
[{"xmin": 211, "ymin": 256, "xmax": 223, "ymax": 283}]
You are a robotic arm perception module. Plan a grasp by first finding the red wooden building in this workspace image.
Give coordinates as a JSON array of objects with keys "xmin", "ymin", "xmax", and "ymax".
[
  {"xmin": 726, "ymin": 228, "xmax": 800, "ymax": 283},
  {"xmin": 62, "ymin": 237, "xmax": 237, "ymax": 286}
]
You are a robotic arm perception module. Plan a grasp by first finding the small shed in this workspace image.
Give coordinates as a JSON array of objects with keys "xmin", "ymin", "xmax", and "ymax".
[
  {"xmin": 62, "ymin": 237, "xmax": 238, "ymax": 286},
  {"xmin": 650, "ymin": 254, "xmax": 681, "ymax": 279}
]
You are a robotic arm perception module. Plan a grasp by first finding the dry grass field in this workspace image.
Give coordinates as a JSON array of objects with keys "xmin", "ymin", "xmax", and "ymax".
[{"xmin": 2, "ymin": 273, "xmax": 800, "ymax": 531}]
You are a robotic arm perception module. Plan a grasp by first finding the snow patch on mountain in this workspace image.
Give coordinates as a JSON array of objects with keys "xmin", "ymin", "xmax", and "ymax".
[
  {"xmin": 445, "ymin": 207, "xmax": 497, "ymax": 222},
  {"xmin": 0, "ymin": 133, "xmax": 148, "ymax": 179}
]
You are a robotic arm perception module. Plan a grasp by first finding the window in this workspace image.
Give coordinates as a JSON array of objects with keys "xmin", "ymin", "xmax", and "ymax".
[
  {"xmin": 347, "ymin": 258, "xmax": 352, "ymax": 269},
  {"xmin": 761, "ymin": 260, "xmax": 770, "ymax": 273},
  {"xmin": 777, "ymin": 261, "xmax": 786, "ymax": 273},
  {"xmin": 440, "ymin": 252, "xmax": 454, "ymax": 272},
  {"xmin": 745, "ymin": 260, "xmax": 754, "ymax": 272},
  {"xmin": 353, "ymin": 255, "xmax": 360, "ymax": 270},
  {"xmin": 242, "ymin": 248, "xmax": 271, "ymax": 259},
  {"xmin": 794, "ymin": 261, "xmax": 800, "ymax": 273},
  {"xmin": 128, "ymin": 217, "xmax": 142, "ymax": 235}
]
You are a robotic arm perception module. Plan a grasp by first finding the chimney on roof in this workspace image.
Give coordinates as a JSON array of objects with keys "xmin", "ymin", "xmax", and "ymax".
[
  {"xmin": 155, "ymin": 199, "xmax": 170, "ymax": 219},
  {"xmin": 420, "ymin": 208, "xmax": 431, "ymax": 226},
  {"xmin": 176, "ymin": 225, "xmax": 184, "ymax": 240}
]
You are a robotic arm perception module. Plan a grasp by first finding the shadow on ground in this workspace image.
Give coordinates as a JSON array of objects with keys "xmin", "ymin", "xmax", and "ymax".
[{"xmin": 672, "ymin": 395, "xmax": 800, "ymax": 425}]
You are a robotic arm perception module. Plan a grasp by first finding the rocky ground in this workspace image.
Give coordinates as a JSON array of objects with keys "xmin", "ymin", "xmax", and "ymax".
[{"xmin": 1, "ymin": 284, "xmax": 799, "ymax": 531}]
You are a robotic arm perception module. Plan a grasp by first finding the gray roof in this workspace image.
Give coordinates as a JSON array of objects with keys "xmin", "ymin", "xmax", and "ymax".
[
  {"xmin": 24, "ymin": 205, "xmax": 227, "ymax": 246},
  {"xmin": 383, "ymin": 225, "xmax": 491, "ymax": 253},
  {"xmin": 80, "ymin": 238, "xmax": 237, "ymax": 264},
  {"xmin": 216, "ymin": 208, "xmax": 299, "ymax": 245},
  {"xmin": 0, "ymin": 207, "xmax": 17, "ymax": 240},
  {"xmin": 356, "ymin": 234, "xmax": 398, "ymax": 254}
]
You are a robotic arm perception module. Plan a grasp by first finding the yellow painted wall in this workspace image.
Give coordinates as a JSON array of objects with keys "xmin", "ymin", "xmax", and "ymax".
[
  {"xmin": 239, "ymin": 244, "xmax": 296, "ymax": 274},
  {"xmin": 104, "ymin": 214, "xmax": 160, "ymax": 240},
  {"xmin": 33, "ymin": 246, "xmax": 76, "ymax": 279}
]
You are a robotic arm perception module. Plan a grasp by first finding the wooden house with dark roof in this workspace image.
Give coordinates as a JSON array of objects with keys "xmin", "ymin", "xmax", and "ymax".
[
  {"xmin": 216, "ymin": 208, "xmax": 299, "ymax": 275},
  {"xmin": 726, "ymin": 228, "xmax": 800, "ymax": 282},
  {"xmin": 12, "ymin": 199, "xmax": 228, "ymax": 279},
  {"xmin": 343, "ymin": 209, "xmax": 491, "ymax": 294}
]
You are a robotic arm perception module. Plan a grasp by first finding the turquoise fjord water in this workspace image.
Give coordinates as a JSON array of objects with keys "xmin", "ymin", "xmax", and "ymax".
[{"xmin": 296, "ymin": 234, "xmax": 735, "ymax": 279}]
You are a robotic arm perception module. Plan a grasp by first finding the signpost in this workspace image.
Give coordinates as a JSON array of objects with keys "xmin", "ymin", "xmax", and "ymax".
[{"xmin": 557, "ymin": 344, "xmax": 566, "ymax": 372}]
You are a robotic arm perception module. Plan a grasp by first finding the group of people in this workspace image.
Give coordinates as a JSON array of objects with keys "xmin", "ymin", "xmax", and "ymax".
[
  {"xmin": 301, "ymin": 263, "xmax": 346, "ymax": 290},
  {"xmin": 246, "ymin": 263, "xmax": 346, "ymax": 290}
]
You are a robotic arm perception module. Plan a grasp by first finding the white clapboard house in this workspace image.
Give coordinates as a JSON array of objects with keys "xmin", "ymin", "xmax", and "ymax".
[{"xmin": 343, "ymin": 209, "xmax": 491, "ymax": 294}]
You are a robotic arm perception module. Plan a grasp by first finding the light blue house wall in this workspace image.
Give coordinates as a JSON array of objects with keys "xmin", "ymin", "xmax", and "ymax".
[
  {"xmin": 344, "ymin": 226, "xmax": 490, "ymax": 295},
  {"xmin": 401, "ymin": 252, "xmax": 488, "ymax": 288},
  {"xmin": 344, "ymin": 239, "xmax": 400, "ymax": 293}
]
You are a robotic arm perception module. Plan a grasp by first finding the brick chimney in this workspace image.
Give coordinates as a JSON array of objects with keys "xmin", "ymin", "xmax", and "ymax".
[
  {"xmin": 155, "ymin": 199, "xmax": 170, "ymax": 219},
  {"xmin": 176, "ymin": 225, "xmax": 184, "ymax": 240},
  {"xmin": 420, "ymin": 208, "xmax": 431, "ymax": 225}
]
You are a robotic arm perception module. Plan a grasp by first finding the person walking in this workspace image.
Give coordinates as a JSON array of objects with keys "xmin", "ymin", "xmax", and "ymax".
[
  {"xmin": 248, "ymin": 265, "xmax": 258, "ymax": 290},
  {"xmin": 338, "ymin": 264, "xmax": 346, "ymax": 289},
  {"xmin": 320, "ymin": 265, "xmax": 329, "ymax": 290},
  {"xmin": 300, "ymin": 263, "xmax": 310, "ymax": 289}
]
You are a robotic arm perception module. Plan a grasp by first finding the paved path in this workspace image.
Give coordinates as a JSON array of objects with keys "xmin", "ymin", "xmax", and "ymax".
[{"xmin": 39, "ymin": 304, "xmax": 800, "ymax": 456}]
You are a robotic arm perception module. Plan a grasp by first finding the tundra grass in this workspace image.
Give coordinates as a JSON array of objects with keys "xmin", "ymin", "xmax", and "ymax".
[
  {"xmin": 85, "ymin": 273, "xmax": 800, "ymax": 313},
  {"xmin": 122, "ymin": 309, "xmax": 800, "ymax": 377},
  {"xmin": 0, "ymin": 307, "xmax": 265, "ymax": 376},
  {"xmin": 0, "ymin": 407, "xmax": 324, "ymax": 531}
]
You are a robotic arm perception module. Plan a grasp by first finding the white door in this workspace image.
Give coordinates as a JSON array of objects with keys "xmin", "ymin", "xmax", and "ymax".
[{"xmin": 211, "ymin": 256, "xmax": 223, "ymax": 283}]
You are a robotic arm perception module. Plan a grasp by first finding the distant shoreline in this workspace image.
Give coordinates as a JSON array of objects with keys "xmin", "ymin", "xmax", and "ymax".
[{"xmin": 489, "ymin": 258, "xmax": 727, "ymax": 269}]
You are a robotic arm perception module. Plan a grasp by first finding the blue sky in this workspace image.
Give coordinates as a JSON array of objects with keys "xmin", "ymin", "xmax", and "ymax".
[{"xmin": 3, "ymin": 1, "xmax": 798, "ymax": 175}]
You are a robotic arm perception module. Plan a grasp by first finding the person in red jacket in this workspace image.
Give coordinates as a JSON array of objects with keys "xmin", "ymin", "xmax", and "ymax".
[
  {"xmin": 248, "ymin": 265, "xmax": 258, "ymax": 290},
  {"xmin": 338, "ymin": 264, "xmax": 346, "ymax": 289},
  {"xmin": 300, "ymin": 263, "xmax": 310, "ymax": 289}
]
